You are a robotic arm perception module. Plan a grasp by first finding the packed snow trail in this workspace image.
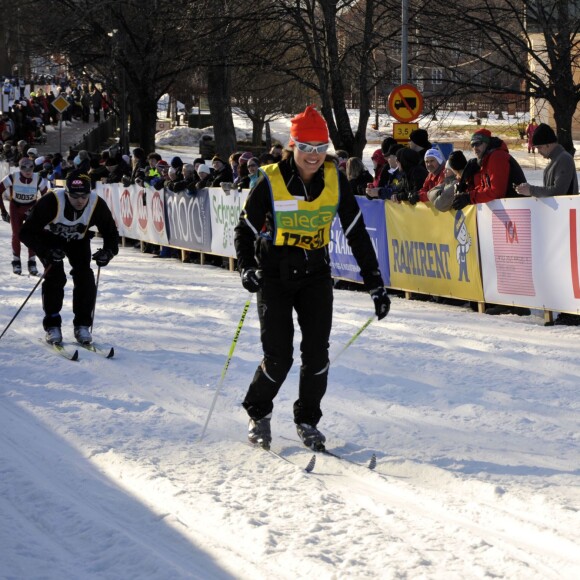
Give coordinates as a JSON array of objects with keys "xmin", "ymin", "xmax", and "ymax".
[{"xmin": 0, "ymin": 228, "xmax": 578, "ymax": 578}]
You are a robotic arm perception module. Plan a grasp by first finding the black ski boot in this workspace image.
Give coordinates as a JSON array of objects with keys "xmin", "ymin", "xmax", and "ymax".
[
  {"xmin": 12, "ymin": 260, "xmax": 21, "ymax": 275},
  {"xmin": 28, "ymin": 260, "xmax": 39, "ymax": 276},
  {"xmin": 248, "ymin": 414, "xmax": 272, "ymax": 449},
  {"xmin": 296, "ymin": 423, "xmax": 326, "ymax": 451}
]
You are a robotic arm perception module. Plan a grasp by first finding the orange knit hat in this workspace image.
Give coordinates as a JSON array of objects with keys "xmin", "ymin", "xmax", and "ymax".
[{"xmin": 289, "ymin": 105, "xmax": 329, "ymax": 144}]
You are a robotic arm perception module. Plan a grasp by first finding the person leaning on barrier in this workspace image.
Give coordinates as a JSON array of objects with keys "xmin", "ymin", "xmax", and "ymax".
[
  {"xmin": 390, "ymin": 147, "xmax": 428, "ymax": 204},
  {"xmin": 366, "ymin": 144, "xmax": 404, "ymax": 200},
  {"xmin": 515, "ymin": 124, "xmax": 578, "ymax": 199},
  {"xmin": 168, "ymin": 163, "xmax": 197, "ymax": 195},
  {"xmin": 454, "ymin": 129, "xmax": 529, "ymax": 317},
  {"xmin": 515, "ymin": 123, "xmax": 580, "ymax": 326},
  {"xmin": 151, "ymin": 160, "xmax": 169, "ymax": 190},
  {"xmin": 346, "ymin": 157, "xmax": 374, "ymax": 196},
  {"xmin": 210, "ymin": 155, "xmax": 233, "ymax": 187},
  {"xmin": 408, "ymin": 129, "xmax": 432, "ymax": 167},
  {"xmin": 195, "ymin": 164, "xmax": 213, "ymax": 190},
  {"xmin": 427, "ymin": 150, "xmax": 467, "ymax": 212},
  {"xmin": 412, "ymin": 148, "xmax": 446, "ymax": 205},
  {"xmin": 452, "ymin": 128, "xmax": 524, "ymax": 211}
]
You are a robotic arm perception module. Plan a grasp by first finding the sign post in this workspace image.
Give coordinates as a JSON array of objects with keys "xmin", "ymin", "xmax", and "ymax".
[{"xmin": 51, "ymin": 95, "xmax": 71, "ymax": 155}]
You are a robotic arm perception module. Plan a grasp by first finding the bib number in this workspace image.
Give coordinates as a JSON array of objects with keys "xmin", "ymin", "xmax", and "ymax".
[{"xmin": 280, "ymin": 227, "xmax": 325, "ymax": 250}]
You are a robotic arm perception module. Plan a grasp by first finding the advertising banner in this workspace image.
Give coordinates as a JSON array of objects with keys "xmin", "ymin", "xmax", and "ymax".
[
  {"xmin": 165, "ymin": 189, "xmax": 212, "ymax": 251},
  {"xmin": 478, "ymin": 196, "xmax": 580, "ymax": 313},
  {"xmin": 208, "ymin": 188, "xmax": 248, "ymax": 258},
  {"xmin": 386, "ymin": 203, "xmax": 484, "ymax": 301},
  {"xmin": 96, "ymin": 183, "xmax": 168, "ymax": 245},
  {"xmin": 329, "ymin": 197, "xmax": 390, "ymax": 285}
]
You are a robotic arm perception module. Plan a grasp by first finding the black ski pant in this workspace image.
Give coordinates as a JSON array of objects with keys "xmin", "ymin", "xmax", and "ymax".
[
  {"xmin": 243, "ymin": 273, "xmax": 333, "ymax": 426},
  {"xmin": 41, "ymin": 238, "xmax": 96, "ymax": 330}
]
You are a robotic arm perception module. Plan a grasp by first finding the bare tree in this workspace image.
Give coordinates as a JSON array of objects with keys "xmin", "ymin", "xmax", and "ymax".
[
  {"xmin": 240, "ymin": 0, "xmax": 399, "ymax": 157},
  {"xmin": 25, "ymin": 0, "xmax": 206, "ymax": 153},
  {"xmin": 418, "ymin": 0, "xmax": 580, "ymax": 153}
]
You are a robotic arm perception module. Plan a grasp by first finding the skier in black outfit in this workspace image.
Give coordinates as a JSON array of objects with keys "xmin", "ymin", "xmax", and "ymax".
[
  {"xmin": 234, "ymin": 105, "xmax": 390, "ymax": 450},
  {"xmin": 20, "ymin": 171, "xmax": 119, "ymax": 346}
]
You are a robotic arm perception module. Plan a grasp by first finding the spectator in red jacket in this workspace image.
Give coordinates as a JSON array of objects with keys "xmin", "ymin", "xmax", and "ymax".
[
  {"xmin": 415, "ymin": 148, "xmax": 446, "ymax": 203},
  {"xmin": 452, "ymin": 128, "xmax": 516, "ymax": 209}
]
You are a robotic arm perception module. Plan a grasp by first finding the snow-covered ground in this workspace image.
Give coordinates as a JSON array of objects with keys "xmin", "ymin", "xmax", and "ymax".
[
  {"xmin": 0, "ymin": 109, "xmax": 578, "ymax": 578},
  {"xmin": 1, "ymin": 219, "xmax": 579, "ymax": 578}
]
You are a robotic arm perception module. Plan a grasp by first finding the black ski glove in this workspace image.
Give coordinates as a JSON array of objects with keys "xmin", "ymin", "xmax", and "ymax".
[
  {"xmin": 407, "ymin": 191, "xmax": 419, "ymax": 205},
  {"xmin": 452, "ymin": 192, "xmax": 471, "ymax": 211},
  {"xmin": 92, "ymin": 248, "xmax": 114, "ymax": 267},
  {"xmin": 1, "ymin": 211, "xmax": 9, "ymax": 223},
  {"xmin": 241, "ymin": 268, "xmax": 262, "ymax": 293},
  {"xmin": 370, "ymin": 287, "xmax": 391, "ymax": 320},
  {"xmin": 46, "ymin": 248, "xmax": 66, "ymax": 263}
]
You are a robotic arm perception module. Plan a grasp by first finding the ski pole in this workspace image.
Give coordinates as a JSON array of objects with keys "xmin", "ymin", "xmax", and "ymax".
[
  {"xmin": 199, "ymin": 294, "xmax": 253, "ymax": 441},
  {"xmin": 330, "ymin": 315, "xmax": 375, "ymax": 365},
  {"xmin": 0, "ymin": 264, "xmax": 51, "ymax": 342},
  {"xmin": 90, "ymin": 266, "xmax": 101, "ymax": 334}
]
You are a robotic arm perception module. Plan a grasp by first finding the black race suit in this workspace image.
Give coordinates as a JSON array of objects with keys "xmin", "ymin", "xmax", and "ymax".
[
  {"xmin": 21, "ymin": 190, "xmax": 119, "ymax": 330},
  {"xmin": 234, "ymin": 156, "xmax": 383, "ymax": 426}
]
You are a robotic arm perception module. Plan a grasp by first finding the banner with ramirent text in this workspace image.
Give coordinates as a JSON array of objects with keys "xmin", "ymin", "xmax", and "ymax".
[
  {"xmin": 386, "ymin": 203, "xmax": 484, "ymax": 301},
  {"xmin": 477, "ymin": 196, "xmax": 580, "ymax": 313}
]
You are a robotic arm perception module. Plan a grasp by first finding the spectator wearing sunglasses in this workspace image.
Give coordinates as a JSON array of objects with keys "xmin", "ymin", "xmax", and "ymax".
[
  {"xmin": 20, "ymin": 171, "xmax": 119, "ymax": 346},
  {"xmin": 234, "ymin": 105, "xmax": 390, "ymax": 452},
  {"xmin": 246, "ymin": 158, "xmax": 261, "ymax": 189},
  {"xmin": 0, "ymin": 156, "xmax": 49, "ymax": 275}
]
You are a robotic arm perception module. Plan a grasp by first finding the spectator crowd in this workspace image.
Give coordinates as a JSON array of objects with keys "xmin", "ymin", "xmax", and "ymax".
[{"xmin": 1, "ymin": 87, "xmax": 577, "ymax": 325}]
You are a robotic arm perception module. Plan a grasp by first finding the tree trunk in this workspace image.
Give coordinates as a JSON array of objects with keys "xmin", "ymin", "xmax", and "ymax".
[
  {"xmin": 321, "ymin": 0, "xmax": 355, "ymax": 154},
  {"xmin": 552, "ymin": 98, "xmax": 576, "ymax": 155},
  {"xmin": 208, "ymin": 63, "xmax": 237, "ymax": 159},
  {"xmin": 131, "ymin": 89, "xmax": 158, "ymax": 154},
  {"xmin": 252, "ymin": 119, "xmax": 265, "ymax": 146}
]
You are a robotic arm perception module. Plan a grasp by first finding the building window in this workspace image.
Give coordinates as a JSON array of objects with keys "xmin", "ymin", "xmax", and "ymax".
[{"xmin": 432, "ymin": 68, "xmax": 443, "ymax": 85}]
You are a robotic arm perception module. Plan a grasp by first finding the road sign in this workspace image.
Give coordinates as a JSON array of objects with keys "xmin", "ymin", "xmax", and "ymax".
[
  {"xmin": 392, "ymin": 122, "xmax": 419, "ymax": 143},
  {"xmin": 388, "ymin": 84, "xmax": 423, "ymax": 122},
  {"xmin": 51, "ymin": 94, "xmax": 70, "ymax": 114}
]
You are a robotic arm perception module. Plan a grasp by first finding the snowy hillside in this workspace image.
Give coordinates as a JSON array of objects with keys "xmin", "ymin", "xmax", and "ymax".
[{"xmin": 0, "ymin": 221, "xmax": 579, "ymax": 578}]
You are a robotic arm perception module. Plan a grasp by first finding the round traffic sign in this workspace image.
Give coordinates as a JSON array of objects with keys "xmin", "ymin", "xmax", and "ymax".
[{"xmin": 388, "ymin": 84, "xmax": 424, "ymax": 122}]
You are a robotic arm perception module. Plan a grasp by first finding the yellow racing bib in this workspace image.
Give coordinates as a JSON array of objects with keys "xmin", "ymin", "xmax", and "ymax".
[{"xmin": 261, "ymin": 162, "xmax": 339, "ymax": 250}]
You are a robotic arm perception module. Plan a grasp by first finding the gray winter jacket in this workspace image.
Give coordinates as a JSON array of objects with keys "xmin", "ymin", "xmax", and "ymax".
[{"xmin": 529, "ymin": 144, "xmax": 578, "ymax": 197}]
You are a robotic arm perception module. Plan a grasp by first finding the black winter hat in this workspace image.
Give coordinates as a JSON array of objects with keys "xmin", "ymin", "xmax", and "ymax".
[
  {"xmin": 447, "ymin": 150, "xmax": 467, "ymax": 172},
  {"xmin": 396, "ymin": 147, "xmax": 421, "ymax": 171},
  {"xmin": 386, "ymin": 143, "xmax": 404, "ymax": 157},
  {"xmin": 170, "ymin": 156, "xmax": 184, "ymax": 169},
  {"xmin": 532, "ymin": 123, "xmax": 557, "ymax": 146},
  {"xmin": 381, "ymin": 136, "xmax": 397, "ymax": 155},
  {"xmin": 409, "ymin": 128, "xmax": 431, "ymax": 149}
]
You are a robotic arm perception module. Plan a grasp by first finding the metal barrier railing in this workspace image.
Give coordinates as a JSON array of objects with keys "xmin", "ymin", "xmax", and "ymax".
[{"xmin": 71, "ymin": 116, "xmax": 118, "ymax": 155}]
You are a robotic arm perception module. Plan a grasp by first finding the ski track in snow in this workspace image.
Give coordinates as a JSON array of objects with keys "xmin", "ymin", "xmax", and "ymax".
[{"xmin": 0, "ymin": 213, "xmax": 579, "ymax": 577}]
